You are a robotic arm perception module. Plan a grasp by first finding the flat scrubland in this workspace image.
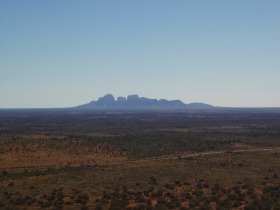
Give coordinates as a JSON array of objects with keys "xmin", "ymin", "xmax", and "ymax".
[{"xmin": 0, "ymin": 109, "xmax": 280, "ymax": 209}]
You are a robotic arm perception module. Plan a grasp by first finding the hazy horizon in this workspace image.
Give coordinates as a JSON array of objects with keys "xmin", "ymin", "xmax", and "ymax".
[{"xmin": 1, "ymin": 1, "xmax": 280, "ymax": 108}]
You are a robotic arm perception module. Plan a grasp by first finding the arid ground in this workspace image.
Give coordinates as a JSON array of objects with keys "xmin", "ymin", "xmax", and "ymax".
[{"xmin": 1, "ymin": 109, "xmax": 280, "ymax": 209}]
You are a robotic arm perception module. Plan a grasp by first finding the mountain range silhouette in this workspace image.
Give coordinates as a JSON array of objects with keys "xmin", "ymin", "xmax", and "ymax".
[{"xmin": 76, "ymin": 94, "xmax": 213, "ymax": 110}]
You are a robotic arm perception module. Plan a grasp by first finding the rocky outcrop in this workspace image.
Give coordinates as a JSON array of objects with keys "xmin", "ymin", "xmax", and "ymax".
[
  {"xmin": 75, "ymin": 94, "xmax": 213, "ymax": 110},
  {"xmin": 95, "ymin": 94, "xmax": 115, "ymax": 107}
]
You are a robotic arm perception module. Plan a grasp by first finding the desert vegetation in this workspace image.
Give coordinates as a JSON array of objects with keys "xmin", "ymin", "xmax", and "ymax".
[{"xmin": 0, "ymin": 109, "xmax": 280, "ymax": 209}]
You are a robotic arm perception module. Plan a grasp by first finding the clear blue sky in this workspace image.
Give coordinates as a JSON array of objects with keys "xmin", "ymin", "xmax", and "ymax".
[{"xmin": 1, "ymin": 0, "xmax": 280, "ymax": 108}]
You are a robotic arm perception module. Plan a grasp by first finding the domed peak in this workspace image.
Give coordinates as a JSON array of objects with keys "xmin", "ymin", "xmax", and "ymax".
[
  {"xmin": 103, "ymin": 94, "xmax": 115, "ymax": 100},
  {"xmin": 117, "ymin": 96, "xmax": 126, "ymax": 103},
  {"xmin": 97, "ymin": 94, "xmax": 115, "ymax": 104},
  {"xmin": 127, "ymin": 94, "xmax": 139, "ymax": 101}
]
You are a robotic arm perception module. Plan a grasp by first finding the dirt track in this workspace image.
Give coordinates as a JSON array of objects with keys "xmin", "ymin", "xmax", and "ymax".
[
  {"xmin": 114, "ymin": 147, "xmax": 280, "ymax": 163},
  {"xmin": 2, "ymin": 147, "xmax": 279, "ymax": 171}
]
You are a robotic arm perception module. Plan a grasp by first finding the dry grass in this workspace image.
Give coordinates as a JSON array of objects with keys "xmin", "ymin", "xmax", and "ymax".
[{"xmin": 1, "ymin": 149, "xmax": 280, "ymax": 209}]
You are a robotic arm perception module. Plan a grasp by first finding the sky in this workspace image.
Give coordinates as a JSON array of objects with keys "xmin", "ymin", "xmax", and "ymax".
[{"xmin": 1, "ymin": 0, "xmax": 280, "ymax": 108}]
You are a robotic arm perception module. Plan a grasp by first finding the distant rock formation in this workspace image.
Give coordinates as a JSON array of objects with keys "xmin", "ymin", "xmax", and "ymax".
[
  {"xmin": 75, "ymin": 94, "xmax": 214, "ymax": 110},
  {"xmin": 95, "ymin": 94, "xmax": 115, "ymax": 107},
  {"xmin": 116, "ymin": 96, "xmax": 126, "ymax": 103}
]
